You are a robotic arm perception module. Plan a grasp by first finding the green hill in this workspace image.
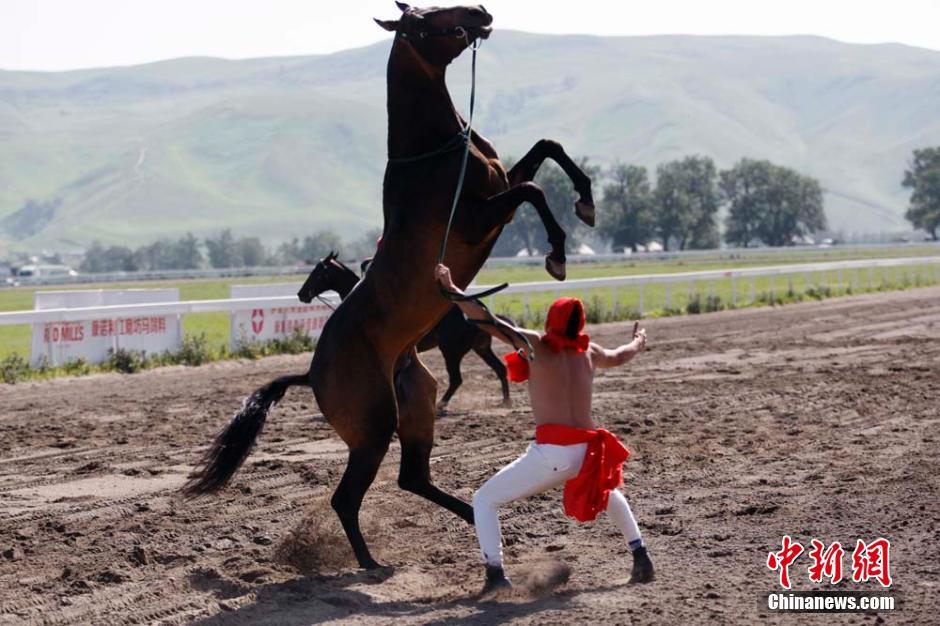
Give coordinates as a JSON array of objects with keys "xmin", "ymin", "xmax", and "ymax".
[{"xmin": 1, "ymin": 32, "xmax": 939, "ymax": 250}]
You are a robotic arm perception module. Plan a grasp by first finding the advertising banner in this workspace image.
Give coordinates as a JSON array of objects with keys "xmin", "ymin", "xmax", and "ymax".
[
  {"xmin": 30, "ymin": 289, "xmax": 181, "ymax": 366},
  {"xmin": 229, "ymin": 284, "xmax": 338, "ymax": 349}
]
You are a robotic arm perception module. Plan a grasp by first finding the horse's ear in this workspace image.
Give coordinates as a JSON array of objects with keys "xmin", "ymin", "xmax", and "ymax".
[
  {"xmin": 374, "ymin": 18, "xmax": 400, "ymax": 31},
  {"xmin": 395, "ymin": 1, "xmax": 411, "ymax": 12}
]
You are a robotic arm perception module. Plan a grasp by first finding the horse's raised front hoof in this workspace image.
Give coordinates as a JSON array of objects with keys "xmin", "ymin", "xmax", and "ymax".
[
  {"xmin": 545, "ymin": 255, "xmax": 567, "ymax": 281},
  {"xmin": 575, "ymin": 199, "xmax": 596, "ymax": 227}
]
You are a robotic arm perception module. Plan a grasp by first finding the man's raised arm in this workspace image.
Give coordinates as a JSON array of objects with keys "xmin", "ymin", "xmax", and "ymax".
[
  {"xmin": 434, "ymin": 264, "xmax": 538, "ymax": 355},
  {"xmin": 590, "ymin": 322, "xmax": 647, "ymax": 369}
]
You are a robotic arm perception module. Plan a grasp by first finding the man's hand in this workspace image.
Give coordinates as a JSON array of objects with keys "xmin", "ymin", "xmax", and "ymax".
[
  {"xmin": 632, "ymin": 322, "xmax": 647, "ymax": 352},
  {"xmin": 435, "ymin": 263, "xmax": 461, "ymax": 294}
]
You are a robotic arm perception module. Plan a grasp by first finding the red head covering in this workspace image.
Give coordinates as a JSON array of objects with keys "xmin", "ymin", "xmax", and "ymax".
[
  {"xmin": 503, "ymin": 298, "xmax": 590, "ymax": 383},
  {"xmin": 542, "ymin": 297, "xmax": 590, "ymax": 353}
]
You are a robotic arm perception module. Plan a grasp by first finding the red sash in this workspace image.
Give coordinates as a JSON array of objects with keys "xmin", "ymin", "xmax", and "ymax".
[{"xmin": 535, "ymin": 423, "xmax": 630, "ymax": 523}]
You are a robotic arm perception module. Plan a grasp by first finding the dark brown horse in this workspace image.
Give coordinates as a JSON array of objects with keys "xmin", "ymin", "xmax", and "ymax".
[
  {"xmin": 184, "ymin": 3, "xmax": 595, "ymax": 569},
  {"xmin": 297, "ymin": 252, "xmax": 511, "ymax": 409}
]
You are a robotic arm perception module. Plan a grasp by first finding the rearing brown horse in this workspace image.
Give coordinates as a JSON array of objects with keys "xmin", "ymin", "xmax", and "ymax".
[{"xmin": 184, "ymin": 3, "xmax": 595, "ymax": 570}]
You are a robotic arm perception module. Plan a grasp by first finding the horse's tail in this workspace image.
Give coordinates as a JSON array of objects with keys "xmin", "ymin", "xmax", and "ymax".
[{"xmin": 182, "ymin": 373, "xmax": 309, "ymax": 497}]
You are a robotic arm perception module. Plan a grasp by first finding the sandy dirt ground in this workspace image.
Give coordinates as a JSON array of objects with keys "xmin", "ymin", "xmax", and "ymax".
[{"xmin": 1, "ymin": 288, "xmax": 938, "ymax": 625}]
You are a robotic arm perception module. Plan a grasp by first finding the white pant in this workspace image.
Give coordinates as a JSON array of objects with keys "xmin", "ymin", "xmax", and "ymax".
[{"xmin": 472, "ymin": 442, "xmax": 643, "ymax": 567}]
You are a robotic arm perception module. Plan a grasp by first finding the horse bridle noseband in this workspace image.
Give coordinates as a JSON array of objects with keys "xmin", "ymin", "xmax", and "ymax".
[{"xmin": 399, "ymin": 25, "xmax": 471, "ymax": 41}]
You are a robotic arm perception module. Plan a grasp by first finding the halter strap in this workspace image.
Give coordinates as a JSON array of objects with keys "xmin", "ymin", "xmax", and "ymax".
[{"xmin": 399, "ymin": 25, "xmax": 470, "ymax": 40}]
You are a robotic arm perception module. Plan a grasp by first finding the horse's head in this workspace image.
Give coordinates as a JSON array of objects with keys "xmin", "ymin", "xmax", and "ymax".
[
  {"xmin": 375, "ymin": 3, "xmax": 492, "ymax": 67},
  {"xmin": 297, "ymin": 251, "xmax": 349, "ymax": 303}
]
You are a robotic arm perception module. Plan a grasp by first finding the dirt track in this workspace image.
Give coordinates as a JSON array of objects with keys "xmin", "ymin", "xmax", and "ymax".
[{"xmin": 1, "ymin": 288, "xmax": 938, "ymax": 625}]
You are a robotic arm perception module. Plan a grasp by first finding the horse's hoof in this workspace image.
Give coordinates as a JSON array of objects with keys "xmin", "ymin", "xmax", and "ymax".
[
  {"xmin": 436, "ymin": 401, "xmax": 449, "ymax": 414},
  {"xmin": 499, "ymin": 399, "xmax": 512, "ymax": 408},
  {"xmin": 357, "ymin": 555, "xmax": 384, "ymax": 570},
  {"xmin": 545, "ymin": 256, "xmax": 567, "ymax": 281},
  {"xmin": 576, "ymin": 199, "xmax": 596, "ymax": 227}
]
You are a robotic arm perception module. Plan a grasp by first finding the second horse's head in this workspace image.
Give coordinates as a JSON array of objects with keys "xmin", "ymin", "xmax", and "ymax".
[{"xmin": 298, "ymin": 251, "xmax": 340, "ymax": 304}]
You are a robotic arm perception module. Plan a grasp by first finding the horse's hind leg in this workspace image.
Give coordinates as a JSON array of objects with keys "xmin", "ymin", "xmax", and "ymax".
[
  {"xmin": 507, "ymin": 138, "xmax": 596, "ymax": 226},
  {"xmin": 396, "ymin": 352, "xmax": 474, "ymax": 523},
  {"xmin": 332, "ymin": 440, "xmax": 390, "ymax": 569},
  {"xmin": 314, "ymin": 347, "xmax": 396, "ymax": 570},
  {"xmin": 436, "ymin": 342, "xmax": 468, "ymax": 412}
]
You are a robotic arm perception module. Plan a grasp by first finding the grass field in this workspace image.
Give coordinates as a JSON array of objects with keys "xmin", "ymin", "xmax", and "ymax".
[{"xmin": 2, "ymin": 248, "xmax": 939, "ymax": 361}]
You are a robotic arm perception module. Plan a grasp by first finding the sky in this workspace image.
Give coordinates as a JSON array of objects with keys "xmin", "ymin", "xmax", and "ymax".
[{"xmin": 3, "ymin": 0, "xmax": 940, "ymax": 71}]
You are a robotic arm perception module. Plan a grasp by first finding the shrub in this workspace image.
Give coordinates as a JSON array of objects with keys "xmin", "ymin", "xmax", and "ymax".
[
  {"xmin": 804, "ymin": 285, "xmax": 832, "ymax": 300},
  {"xmin": 62, "ymin": 358, "xmax": 91, "ymax": 376},
  {"xmin": 1, "ymin": 354, "xmax": 30, "ymax": 384},
  {"xmin": 269, "ymin": 328, "xmax": 316, "ymax": 355},
  {"xmin": 107, "ymin": 347, "xmax": 147, "ymax": 374},
  {"xmin": 174, "ymin": 333, "xmax": 213, "ymax": 366},
  {"xmin": 233, "ymin": 339, "xmax": 266, "ymax": 360},
  {"xmin": 686, "ymin": 293, "xmax": 722, "ymax": 314}
]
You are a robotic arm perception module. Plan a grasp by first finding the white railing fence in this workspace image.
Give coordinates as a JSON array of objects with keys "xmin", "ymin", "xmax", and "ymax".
[{"xmin": 2, "ymin": 256, "xmax": 939, "ymax": 365}]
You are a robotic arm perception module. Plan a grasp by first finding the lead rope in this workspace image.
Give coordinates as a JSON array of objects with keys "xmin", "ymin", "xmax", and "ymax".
[
  {"xmin": 436, "ymin": 35, "xmax": 533, "ymax": 360},
  {"xmin": 436, "ymin": 37, "xmax": 510, "ymax": 302},
  {"xmin": 437, "ymin": 36, "xmax": 478, "ymax": 267},
  {"xmin": 315, "ymin": 295, "xmax": 336, "ymax": 312}
]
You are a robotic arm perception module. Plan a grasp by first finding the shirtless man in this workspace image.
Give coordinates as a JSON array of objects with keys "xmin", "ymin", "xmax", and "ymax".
[{"xmin": 435, "ymin": 264, "xmax": 655, "ymax": 594}]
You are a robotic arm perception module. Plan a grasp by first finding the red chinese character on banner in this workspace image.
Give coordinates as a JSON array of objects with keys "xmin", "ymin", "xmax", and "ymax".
[
  {"xmin": 852, "ymin": 538, "xmax": 892, "ymax": 587},
  {"xmin": 807, "ymin": 539, "xmax": 844, "ymax": 584},
  {"xmin": 767, "ymin": 535, "xmax": 804, "ymax": 589}
]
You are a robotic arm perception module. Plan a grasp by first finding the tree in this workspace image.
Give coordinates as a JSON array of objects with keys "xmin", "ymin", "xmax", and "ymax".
[
  {"xmin": 171, "ymin": 233, "xmax": 203, "ymax": 269},
  {"xmin": 346, "ymin": 228, "xmax": 384, "ymax": 261},
  {"xmin": 903, "ymin": 147, "xmax": 940, "ymax": 240},
  {"xmin": 764, "ymin": 170, "xmax": 825, "ymax": 246},
  {"xmin": 653, "ymin": 156, "xmax": 719, "ymax": 250},
  {"xmin": 237, "ymin": 236, "xmax": 266, "ymax": 267},
  {"xmin": 205, "ymin": 229, "xmax": 241, "ymax": 268},
  {"xmin": 275, "ymin": 238, "xmax": 303, "ymax": 265},
  {"xmin": 597, "ymin": 163, "xmax": 654, "ymax": 252},
  {"xmin": 721, "ymin": 159, "xmax": 777, "ymax": 247},
  {"xmin": 723, "ymin": 159, "xmax": 826, "ymax": 247},
  {"xmin": 80, "ymin": 241, "xmax": 138, "ymax": 273},
  {"xmin": 300, "ymin": 230, "xmax": 344, "ymax": 263},
  {"xmin": 134, "ymin": 240, "xmax": 171, "ymax": 270}
]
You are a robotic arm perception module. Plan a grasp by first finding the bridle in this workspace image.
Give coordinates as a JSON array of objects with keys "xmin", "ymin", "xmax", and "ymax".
[{"xmin": 398, "ymin": 24, "xmax": 473, "ymax": 41}]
